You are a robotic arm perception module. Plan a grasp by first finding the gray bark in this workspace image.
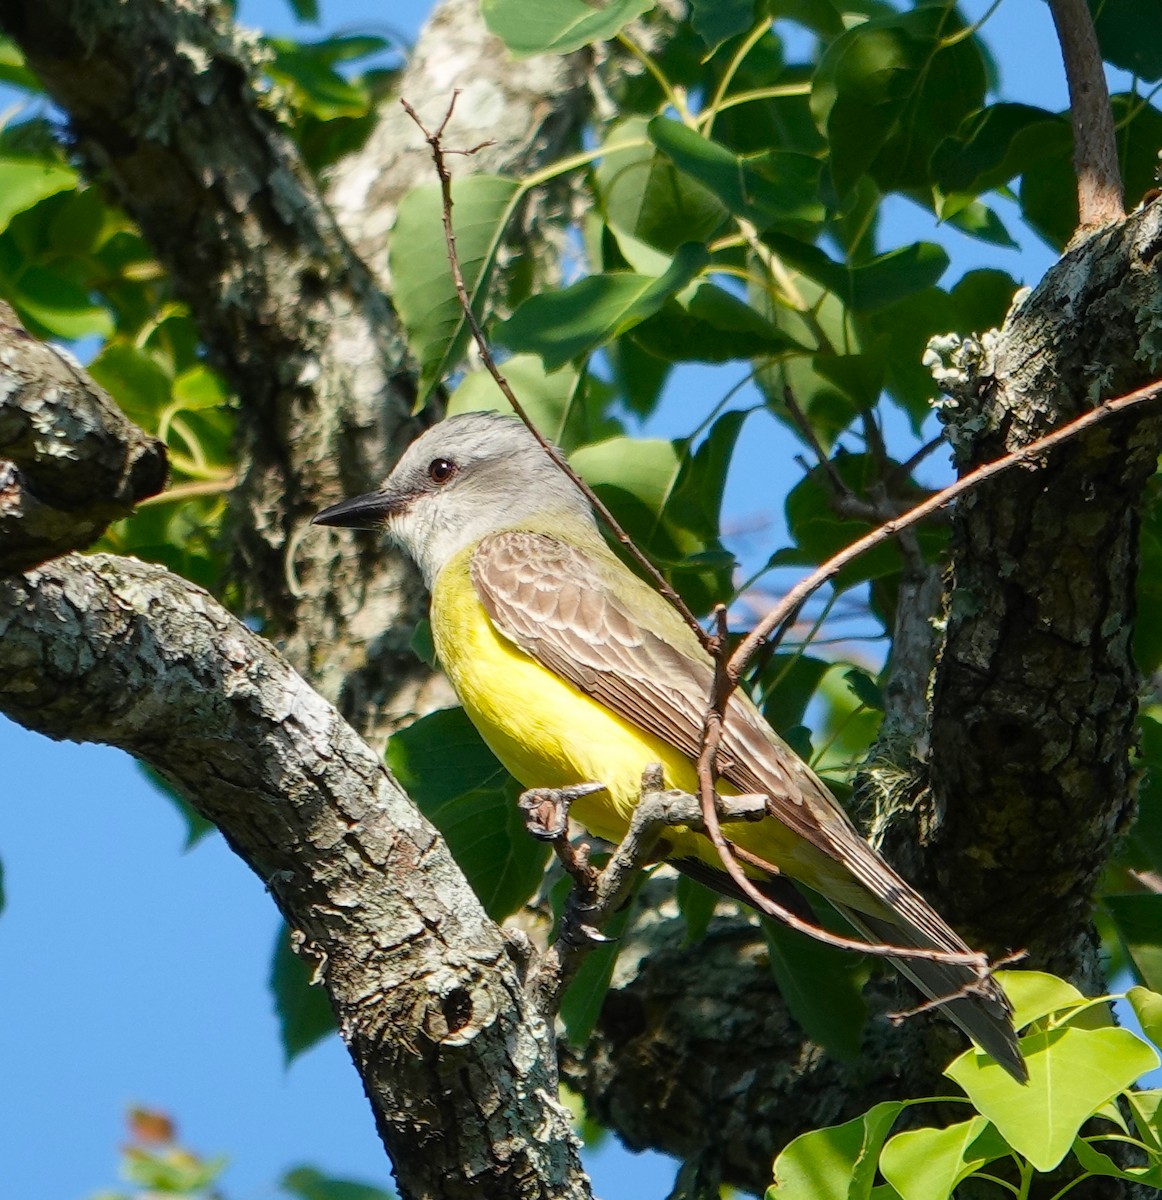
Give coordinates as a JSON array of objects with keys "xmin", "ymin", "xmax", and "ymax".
[
  {"xmin": 0, "ymin": 301, "xmax": 166, "ymax": 569},
  {"xmin": 0, "ymin": 552, "xmax": 588, "ymax": 1200}
]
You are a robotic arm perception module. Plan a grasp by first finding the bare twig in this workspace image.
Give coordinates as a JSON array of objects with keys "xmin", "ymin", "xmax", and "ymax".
[
  {"xmin": 401, "ymin": 92, "xmax": 710, "ymax": 649},
  {"xmin": 886, "ymin": 950, "xmax": 1028, "ymax": 1024},
  {"xmin": 728, "ymin": 376, "xmax": 1162, "ymax": 691},
  {"xmin": 1048, "ymin": 0, "xmax": 1124, "ymax": 230}
]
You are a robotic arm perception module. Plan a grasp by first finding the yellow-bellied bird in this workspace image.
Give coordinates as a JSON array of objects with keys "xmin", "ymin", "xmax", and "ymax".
[{"xmin": 313, "ymin": 411, "xmax": 1025, "ymax": 1081}]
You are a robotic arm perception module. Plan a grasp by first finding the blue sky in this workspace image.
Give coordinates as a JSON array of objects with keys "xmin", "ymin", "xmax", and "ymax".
[{"xmin": 0, "ymin": 2, "xmax": 1124, "ymax": 1198}]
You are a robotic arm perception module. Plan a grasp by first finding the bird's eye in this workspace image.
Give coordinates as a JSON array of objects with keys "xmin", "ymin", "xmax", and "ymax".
[{"xmin": 427, "ymin": 457, "xmax": 455, "ymax": 484}]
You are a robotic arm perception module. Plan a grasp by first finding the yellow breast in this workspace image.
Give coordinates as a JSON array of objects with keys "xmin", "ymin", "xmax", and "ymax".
[{"xmin": 429, "ymin": 547, "xmax": 699, "ymax": 846}]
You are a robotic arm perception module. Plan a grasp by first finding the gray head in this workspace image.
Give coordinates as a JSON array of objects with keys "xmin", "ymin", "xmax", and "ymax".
[{"xmin": 312, "ymin": 411, "xmax": 597, "ymax": 586}]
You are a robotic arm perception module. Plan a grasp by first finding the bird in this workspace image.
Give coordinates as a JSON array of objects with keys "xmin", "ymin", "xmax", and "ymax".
[{"xmin": 312, "ymin": 409, "xmax": 1026, "ymax": 1081}]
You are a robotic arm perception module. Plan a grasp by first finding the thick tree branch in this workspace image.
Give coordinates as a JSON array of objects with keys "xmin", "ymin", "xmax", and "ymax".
[
  {"xmin": 0, "ymin": 552, "xmax": 590, "ymax": 1200},
  {"xmin": 891, "ymin": 199, "xmax": 1162, "ymax": 981},
  {"xmin": 1048, "ymin": 0, "xmax": 1124, "ymax": 231},
  {"xmin": 568, "ymin": 199, "xmax": 1162, "ymax": 1195},
  {"xmin": 0, "ymin": 301, "xmax": 167, "ymax": 569}
]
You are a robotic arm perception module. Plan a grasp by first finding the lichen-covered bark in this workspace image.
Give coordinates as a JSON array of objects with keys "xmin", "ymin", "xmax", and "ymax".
[
  {"xmin": 0, "ymin": 552, "xmax": 589, "ymax": 1200},
  {"xmin": 889, "ymin": 203, "xmax": 1162, "ymax": 985},
  {"xmin": 0, "ymin": 301, "xmax": 166, "ymax": 568}
]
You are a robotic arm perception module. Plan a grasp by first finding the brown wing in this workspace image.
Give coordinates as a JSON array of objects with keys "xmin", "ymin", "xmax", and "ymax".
[
  {"xmin": 471, "ymin": 530, "xmax": 975, "ymax": 944},
  {"xmin": 471, "ymin": 531, "xmax": 862, "ymax": 852}
]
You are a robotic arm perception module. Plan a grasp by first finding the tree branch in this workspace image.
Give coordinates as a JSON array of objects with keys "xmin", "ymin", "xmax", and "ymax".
[
  {"xmin": 0, "ymin": 301, "xmax": 167, "ymax": 570},
  {"xmin": 0, "ymin": 551, "xmax": 590, "ymax": 1200},
  {"xmin": 1048, "ymin": 0, "xmax": 1124, "ymax": 231},
  {"xmin": 0, "ymin": 0, "xmax": 437, "ymax": 746}
]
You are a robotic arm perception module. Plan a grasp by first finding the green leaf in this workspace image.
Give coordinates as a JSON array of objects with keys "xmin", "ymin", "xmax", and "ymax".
[
  {"xmin": 283, "ymin": 0, "xmax": 320, "ymax": 21},
  {"xmin": 1107, "ymin": 896, "xmax": 1162, "ymax": 991},
  {"xmin": 946, "ymin": 1024, "xmax": 1159, "ymax": 1171},
  {"xmin": 497, "ymin": 243, "xmax": 710, "ymax": 371},
  {"xmin": 879, "ymin": 1117, "xmax": 1010, "ymax": 1200},
  {"xmin": 385, "ymin": 708, "xmax": 549, "ymax": 920},
  {"xmin": 675, "ymin": 873, "xmax": 718, "ymax": 943},
  {"xmin": 139, "ymin": 764, "xmax": 215, "ymax": 848},
  {"xmin": 1127, "ymin": 1089, "xmax": 1162, "ymax": 1153},
  {"xmin": 949, "ymin": 269, "xmax": 1018, "ymax": 334},
  {"xmin": 0, "ymin": 35, "xmax": 43, "ymax": 92},
  {"xmin": 596, "ymin": 117, "xmax": 729, "ymax": 255},
  {"xmin": 769, "ymin": 1101, "xmax": 905, "ymax": 1199},
  {"xmin": 1092, "ymin": 0, "xmax": 1162, "ymax": 82},
  {"xmin": 481, "ymin": 0, "xmax": 656, "ymax": 56},
  {"xmin": 932, "ymin": 104, "xmax": 1068, "ymax": 198},
  {"xmin": 1072, "ymin": 1135, "xmax": 1162, "ymax": 1187},
  {"xmin": 764, "ymin": 231, "xmax": 949, "ymax": 314},
  {"xmin": 280, "ymin": 1165, "xmax": 395, "ymax": 1200},
  {"xmin": 1127, "ymin": 986, "xmax": 1162, "ymax": 1050},
  {"xmin": 648, "ymin": 117, "xmax": 825, "ymax": 236},
  {"xmin": 762, "ymin": 918, "xmax": 867, "ymax": 1061},
  {"xmin": 781, "ymin": 454, "xmax": 906, "ymax": 591},
  {"xmin": 767, "ymin": 0, "xmax": 844, "ymax": 39},
  {"xmin": 812, "ymin": 7, "xmax": 986, "ymax": 200},
  {"xmin": 632, "ymin": 281, "xmax": 806, "ymax": 363},
  {"xmin": 270, "ymin": 924, "xmax": 337, "ymax": 1062},
  {"xmin": 1128, "ymin": 714, "xmax": 1162, "ymax": 874},
  {"xmin": 692, "ymin": 0, "xmax": 755, "ymax": 50},
  {"xmin": 267, "ymin": 38, "xmax": 380, "ymax": 120},
  {"xmin": 759, "ymin": 654, "xmax": 831, "ymax": 732},
  {"xmin": 1019, "ymin": 142, "xmax": 1078, "ymax": 251},
  {"xmin": 8, "ymin": 265, "xmax": 113, "ymax": 340},
  {"xmin": 447, "ymin": 356, "xmax": 622, "ymax": 452},
  {"xmin": 991, "ymin": 969, "xmax": 1099, "ymax": 1030},
  {"xmin": 390, "ymin": 176, "xmax": 522, "ymax": 400},
  {"xmin": 558, "ymin": 901, "xmax": 632, "ymax": 1044},
  {"xmin": 88, "ymin": 341, "xmax": 173, "ymax": 428},
  {"xmin": 942, "ymin": 200, "xmax": 1017, "ymax": 249},
  {"xmin": 0, "ymin": 156, "xmax": 77, "ymax": 234},
  {"xmin": 844, "ymin": 667, "xmax": 883, "ymax": 711}
]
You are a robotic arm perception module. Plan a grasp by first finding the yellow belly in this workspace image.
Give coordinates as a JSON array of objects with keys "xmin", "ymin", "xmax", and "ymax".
[{"xmin": 430, "ymin": 550, "xmax": 692, "ymax": 843}]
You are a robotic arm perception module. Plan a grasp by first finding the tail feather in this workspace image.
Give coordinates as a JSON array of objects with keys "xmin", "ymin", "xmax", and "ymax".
[
  {"xmin": 672, "ymin": 855, "xmax": 1027, "ymax": 1082},
  {"xmin": 841, "ymin": 905, "xmax": 1027, "ymax": 1083}
]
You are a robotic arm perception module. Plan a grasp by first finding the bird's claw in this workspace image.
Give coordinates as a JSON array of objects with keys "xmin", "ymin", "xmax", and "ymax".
[{"xmin": 518, "ymin": 782, "xmax": 605, "ymax": 841}]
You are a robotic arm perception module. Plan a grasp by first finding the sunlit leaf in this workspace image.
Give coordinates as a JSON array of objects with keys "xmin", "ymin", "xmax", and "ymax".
[
  {"xmin": 482, "ymin": 0, "xmax": 655, "ymax": 56},
  {"xmin": 879, "ymin": 1117, "xmax": 1009, "ymax": 1200},
  {"xmin": 391, "ymin": 176, "xmax": 522, "ymax": 401},
  {"xmin": 768, "ymin": 1101, "xmax": 905, "ymax": 1199},
  {"xmin": 946, "ymin": 1024, "xmax": 1159, "ymax": 1171}
]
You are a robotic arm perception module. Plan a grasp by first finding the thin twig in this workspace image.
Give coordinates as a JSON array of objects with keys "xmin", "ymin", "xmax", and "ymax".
[
  {"xmin": 401, "ymin": 92, "xmax": 710, "ymax": 649},
  {"xmin": 728, "ymin": 376, "xmax": 1162, "ymax": 691},
  {"xmin": 887, "ymin": 433, "xmax": 948, "ymax": 489},
  {"xmin": 1047, "ymin": 0, "xmax": 1124, "ymax": 230}
]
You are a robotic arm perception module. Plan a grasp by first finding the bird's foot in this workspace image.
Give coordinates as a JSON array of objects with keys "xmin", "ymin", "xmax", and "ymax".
[
  {"xmin": 518, "ymin": 782, "xmax": 606, "ymax": 841},
  {"xmin": 559, "ymin": 895, "xmax": 617, "ymax": 947}
]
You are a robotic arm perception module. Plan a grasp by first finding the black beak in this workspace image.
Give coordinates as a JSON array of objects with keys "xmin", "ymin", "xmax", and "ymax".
[{"xmin": 311, "ymin": 490, "xmax": 396, "ymax": 529}]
